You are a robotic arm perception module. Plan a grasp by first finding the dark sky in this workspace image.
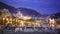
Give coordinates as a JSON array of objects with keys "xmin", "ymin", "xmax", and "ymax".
[{"xmin": 0, "ymin": 0, "xmax": 60, "ymax": 15}]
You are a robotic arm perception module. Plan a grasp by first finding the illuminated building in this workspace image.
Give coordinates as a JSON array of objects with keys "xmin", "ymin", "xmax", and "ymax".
[
  {"xmin": 0, "ymin": 8, "xmax": 58, "ymax": 28},
  {"xmin": 1, "ymin": 8, "xmax": 12, "ymax": 18},
  {"xmin": 49, "ymin": 18, "xmax": 56, "ymax": 27}
]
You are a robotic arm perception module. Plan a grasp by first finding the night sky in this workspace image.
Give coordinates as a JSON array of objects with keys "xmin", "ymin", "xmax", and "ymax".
[{"xmin": 0, "ymin": 0, "xmax": 60, "ymax": 15}]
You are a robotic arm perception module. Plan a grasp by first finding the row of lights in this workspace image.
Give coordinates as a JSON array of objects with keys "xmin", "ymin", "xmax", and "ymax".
[
  {"xmin": 0, "ymin": 17, "xmax": 56, "ymax": 27},
  {"xmin": 0, "ymin": 17, "xmax": 21, "ymax": 22},
  {"xmin": 0, "ymin": 18, "xmax": 46, "ymax": 27}
]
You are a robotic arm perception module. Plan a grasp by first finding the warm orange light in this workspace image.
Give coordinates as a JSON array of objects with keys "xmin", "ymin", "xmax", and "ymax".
[
  {"xmin": 7, "ymin": 21, "xmax": 10, "ymax": 23},
  {"xmin": 6, "ymin": 18, "xmax": 8, "ymax": 21},
  {"xmin": 10, "ymin": 18, "xmax": 12, "ymax": 21},
  {"xmin": 49, "ymin": 18, "xmax": 56, "ymax": 27},
  {"xmin": 21, "ymin": 16, "xmax": 32, "ymax": 20},
  {"xmin": 16, "ymin": 19, "xmax": 18, "ymax": 22},
  {"xmin": 20, "ymin": 21, "xmax": 25, "ymax": 26},
  {"xmin": 3, "ymin": 18, "xmax": 5, "ymax": 20},
  {"xmin": 13, "ymin": 19, "xmax": 15, "ymax": 21},
  {"xmin": 18, "ymin": 20, "xmax": 20, "ymax": 22}
]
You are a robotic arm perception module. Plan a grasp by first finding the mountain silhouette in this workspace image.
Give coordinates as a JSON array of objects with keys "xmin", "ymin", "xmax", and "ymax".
[
  {"xmin": 54, "ymin": 13, "xmax": 60, "ymax": 18},
  {"xmin": 0, "ymin": 2, "xmax": 17, "ymax": 13},
  {"xmin": 0, "ymin": 2, "xmax": 41, "ymax": 17},
  {"xmin": 50, "ymin": 12, "xmax": 60, "ymax": 19},
  {"xmin": 17, "ymin": 8, "xmax": 41, "ymax": 17}
]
